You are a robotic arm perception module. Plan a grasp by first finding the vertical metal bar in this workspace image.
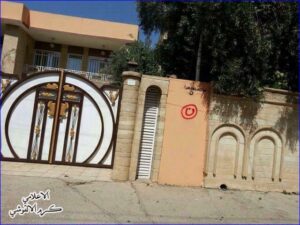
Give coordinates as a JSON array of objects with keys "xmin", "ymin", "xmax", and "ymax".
[
  {"xmin": 27, "ymin": 90, "xmax": 39, "ymax": 160},
  {"xmin": 38, "ymin": 102, "xmax": 48, "ymax": 161},
  {"xmin": 72, "ymin": 95, "xmax": 84, "ymax": 164},
  {"xmin": 48, "ymin": 70, "xmax": 65, "ymax": 164},
  {"xmin": 62, "ymin": 103, "xmax": 72, "ymax": 162}
]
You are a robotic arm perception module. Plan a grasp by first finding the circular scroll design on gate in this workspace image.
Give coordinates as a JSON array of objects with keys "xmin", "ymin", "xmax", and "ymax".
[{"xmin": 1, "ymin": 71, "xmax": 118, "ymax": 168}]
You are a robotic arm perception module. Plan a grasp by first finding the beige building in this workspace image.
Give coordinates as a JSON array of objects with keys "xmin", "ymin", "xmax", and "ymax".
[{"xmin": 1, "ymin": 1, "xmax": 138, "ymax": 79}]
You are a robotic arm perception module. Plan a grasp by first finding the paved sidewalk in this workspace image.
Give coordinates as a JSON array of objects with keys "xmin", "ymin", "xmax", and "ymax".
[
  {"xmin": 1, "ymin": 162, "xmax": 299, "ymax": 224},
  {"xmin": 1, "ymin": 161, "xmax": 112, "ymax": 182}
]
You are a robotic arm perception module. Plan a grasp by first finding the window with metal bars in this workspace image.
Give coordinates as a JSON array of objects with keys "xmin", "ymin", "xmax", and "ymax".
[
  {"xmin": 87, "ymin": 57, "xmax": 107, "ymax": 74},
  {"xmin": 33, "ymin": 50, "xmax": 60, "ymax": 67},
  {"xmin": 67, "ymin": 54, "xmax": 83, "ymax": 71}
]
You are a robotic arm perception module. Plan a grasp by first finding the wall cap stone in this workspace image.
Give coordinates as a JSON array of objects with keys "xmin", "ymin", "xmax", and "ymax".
[
  {"xmin": 212, "ymin": 89, "xmax": 298, "ymax": 107},
  {"xmin": 122, "ymin": 71, "xmax": 141, "ymax": 80},
  {"xmin": 264, "ymin": 87, "xmax": 298, "ymax": 96},
  {"xmin": 142, "ymin": 74, "xmax": 170, "ymax": 81}
]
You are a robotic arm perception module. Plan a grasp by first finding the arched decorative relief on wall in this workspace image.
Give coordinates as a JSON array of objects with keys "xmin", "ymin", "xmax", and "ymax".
[
  {"xmin": 207, "ymin": 124, "xmax": 245, "ymax": 179},
  {"xmin": 248, "ymin": 128, "xmax": 283, "ymax": 181}
]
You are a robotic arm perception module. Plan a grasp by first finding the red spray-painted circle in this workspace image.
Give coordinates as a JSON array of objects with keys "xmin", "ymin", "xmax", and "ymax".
[{"xmin": 181, "ymin": 104, "xmax": 198, "ymax": 119}]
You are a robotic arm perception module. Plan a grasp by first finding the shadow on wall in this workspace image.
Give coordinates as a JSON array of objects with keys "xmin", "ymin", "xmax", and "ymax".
[
  {"xmin": 201, "ymin": 89, "xmax": 211, "ymax": 121},
  {"xmin": 212, "ymin": 92, "xmax": 299, "ymax": 153},
  {"xmin": 275, "ymin": 95, "xmax": 299, "ymax": 153},
  {"xmin": 211, "ymin": 95, "xmax": 261, "ymax": 134}
]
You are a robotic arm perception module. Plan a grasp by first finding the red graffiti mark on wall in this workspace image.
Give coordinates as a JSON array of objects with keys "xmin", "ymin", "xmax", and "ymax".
[{"xmin": 181, "ymin": 104, "xmax": 198, "ymax": 119}]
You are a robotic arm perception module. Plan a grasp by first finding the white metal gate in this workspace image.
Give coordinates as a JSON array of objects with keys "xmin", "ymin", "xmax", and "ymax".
[
  {"xmin": 137, "ymin": 86, "xmax": 161, "ymax": 179},
  {"xmin": 1, "ymin": 71, "xmax": 120, "ymax": 168}
]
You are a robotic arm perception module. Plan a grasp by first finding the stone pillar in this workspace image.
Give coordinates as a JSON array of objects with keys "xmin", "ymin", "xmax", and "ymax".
[{"xmin": 112, "ymin": 71, "xmax": 141, "ymax": 181}]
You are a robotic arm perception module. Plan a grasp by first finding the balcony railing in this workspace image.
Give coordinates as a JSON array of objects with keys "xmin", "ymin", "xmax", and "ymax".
[{"xmin": 24, "ymin": 65, "xmax": 114, "ymax": 82}]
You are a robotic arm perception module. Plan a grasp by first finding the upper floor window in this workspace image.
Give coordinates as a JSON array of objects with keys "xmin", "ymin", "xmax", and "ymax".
[
  {"xmin": 67, "ymin": 54, "xmax": 82, "ymax": 71},
  {"xmin": 87, "ymin": 57, "xmax": 107, "ymax": 74},
  {"xmin": 33, "ymin": 50, "xmax": 60, "ymax": 68}
]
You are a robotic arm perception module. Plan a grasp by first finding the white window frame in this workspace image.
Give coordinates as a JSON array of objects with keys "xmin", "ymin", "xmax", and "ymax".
[
  {"xmin": 87, "ymin": 56, "xmax": 107, "ymax": 74},
  {"xmin": 33, "ymin": 49, "xmax": 60, "ymax": 68}
]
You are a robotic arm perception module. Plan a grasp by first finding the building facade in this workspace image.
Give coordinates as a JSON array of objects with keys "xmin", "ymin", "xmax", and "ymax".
[{"xmin": 1, "ymin": 1, "xmax": 138, "ymax": 82}]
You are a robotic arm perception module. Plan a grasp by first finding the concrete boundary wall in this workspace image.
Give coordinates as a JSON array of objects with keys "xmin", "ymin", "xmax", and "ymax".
[
  {"xmin": 109, "ymin": 73, "xmax": 299, "ymax": 193},
  {"xmin": 204, "ymin": 89, "xmax": 299, "ymax": 192},
  {"xmin": 157, "ymin": 79, "xmax": 211, "ymax": 186}
]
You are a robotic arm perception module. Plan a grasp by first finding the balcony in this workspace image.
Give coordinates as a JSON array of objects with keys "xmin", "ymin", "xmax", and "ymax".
[{"xmin": 24, "ymin": 64, "xmax": 114, "ymax": 83}]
